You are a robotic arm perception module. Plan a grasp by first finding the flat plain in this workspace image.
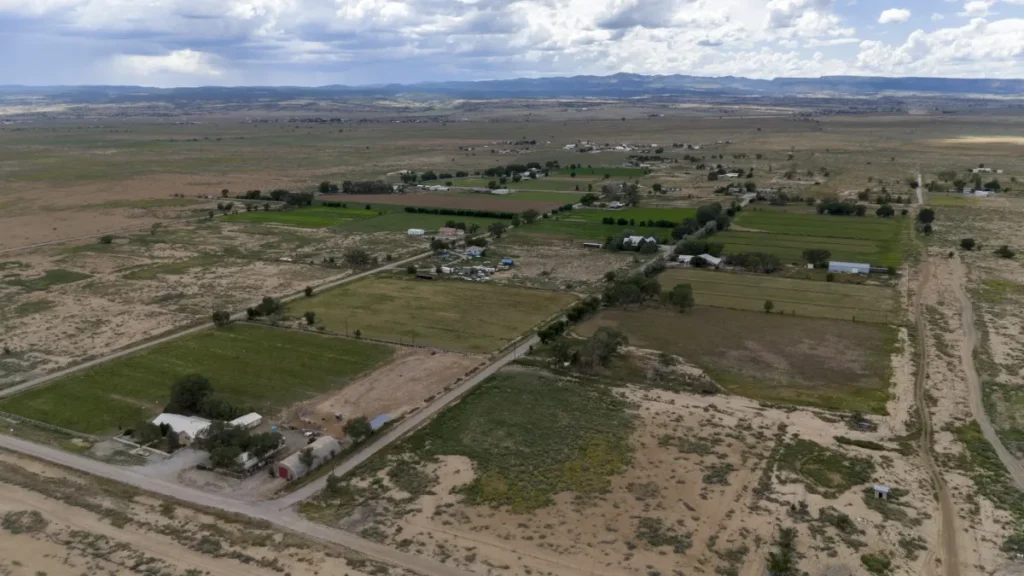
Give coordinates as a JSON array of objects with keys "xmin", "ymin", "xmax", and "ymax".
[
  {"xmin": 0, "ymin": 323, "xmax": 394, "ymax": 435},
  {"xmin": 285, "ymin": 276, "xmax": 577, "ymax": 353},
  {"xmin": 661, "ymin": 268, "xmax": 897, "ymax": 323}
]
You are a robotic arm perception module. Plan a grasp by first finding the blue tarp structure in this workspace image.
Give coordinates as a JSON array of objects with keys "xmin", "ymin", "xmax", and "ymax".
[
  {"xmin": 501, "ymin": 258, "xmax": 515, "ymax": 266},
  {"xmin": 370, "ymin": 414, "xmax": 393, "ymax": 431}
]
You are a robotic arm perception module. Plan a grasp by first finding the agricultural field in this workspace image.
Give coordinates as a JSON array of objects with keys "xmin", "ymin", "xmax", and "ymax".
[
  {"xmin": 323, "ymin": 192, "xmax": 569, "ymax": 213},
  {"xmin": 511, "ymin": 206, "xmax": 696, "ymax": 241},
  {"xmin": 301, "ymin": 366, "xmax": 940, "ymax": 576},
  {"xmin": 0, "ymin": 323, "xmax": 394, "ymax": 435},
  {"xmin": 284, "ymin": 276, "xmax": 577, "ymax": 353},
  {"xmin": 223, "ymin": 206, "xmax": 379, "ymax": 227},
  {"xmin": 661, "ymin": 268, "xmax": 898, "ymax": 324},
  {"xmin": 721, "ymin": 208, "xmax": 906, "ymax": 268},
  {"xmin": 576, "ymin": 307, "xmax": 896, "ymax": 413}
]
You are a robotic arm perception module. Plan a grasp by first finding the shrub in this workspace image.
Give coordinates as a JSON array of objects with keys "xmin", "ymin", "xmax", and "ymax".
[
  {"xmin": 99, "ymin": 235, "xmax": 114, "ymax": 244},
  {"xmin": 826, "ymin": 273, "xmax": 835, "ymax": 282},
  {"xmin": 406, "ymin": 264, "xmax": 417, "ymax": 274},
  {"xmin": 960, "ymin": 238, "xmax": 976, "ymax": 251},
  {"xmin": 860, "ymin": 554, "xmax": 891, "ymax": 575},
  {"xmin": 995, "ymin": 245, "xmax": 1016, "ymax": 259}
]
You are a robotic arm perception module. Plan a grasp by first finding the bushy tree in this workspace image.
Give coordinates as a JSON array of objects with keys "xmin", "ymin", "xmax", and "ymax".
[
  {"xmin": 343, "ymin": 247, "xmax": 373, "ymax": 268},
  {"xmin": 522, "ymin": 209, "xmax": 540, "ymax": 224},
  {"xmin": 211, "ymin": 310, "xmax": 231, "ymax": 327},
  {"xmin": 764, "ymin": 300, "xmax": 775, "ymax": 313},
  {"xmin": 802, "ymin": 248, "xmax": 832, "ymax": 268},
  {"xmin": 165, "ymin": 374, "xmax": 213, "ymax": 415},
  {"xmin": 576, "ymin": 328, "xmax": 628, "ymax": 373},
  {"xmin": 917, "ymin": 208, "xmax": 935, "ymax": 224},
  {"xmin": 346, "ymin": 416, "xmax": 373, "ymax": 442},
  {"xmin": 996, "ymin": 245, "xmax": 1016, "ymax": 259},
  {"xmin": 304, "ymin": 311, "xmax": 316, "ymax": 325},
  {"xmin": 489, "ymin": 222, "xmax": 508, "ymax": 238},
  {"xmin": 304, "ymin": 286, "xmax": 314, "ymax": 297},
  {"xmin": 664, "ymin": 284, "xmax": 695, "ymax": 312},
  {"xmin": 960, "ymin": 238, "xmax": 976, "ymax": 251},
  {"xmin": 875, "ymin": 204, "xmax": 895, "ymax": 217}
]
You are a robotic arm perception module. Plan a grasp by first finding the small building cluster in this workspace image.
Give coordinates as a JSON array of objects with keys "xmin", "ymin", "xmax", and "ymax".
[
  {"xmin": 151, "ymin": 412, "xmax": 263, "ymax": 446},
  {"xmin": 828, "ymin": 261, "xmax": 870, "ymax": 275},
  {"xmin": 677, "ymin": 254, "xmax": 722, "ymax": 268},
  {"xmin": 277, "ymin": 435, "xmax": 343, "ymax": 481}
]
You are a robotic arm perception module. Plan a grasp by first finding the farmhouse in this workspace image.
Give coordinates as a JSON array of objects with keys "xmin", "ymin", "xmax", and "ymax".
[
  {"xmin": 624, "ymin": 236, "xmax": 658, "ymax": 248},
  {"xmin": 277, "ymin": 435, "xmax": 343, "ymax": 481},
  {"xmin": 828, "ymin": 261, "xmax": 871, "ymax": 275},
  {"xmin": 697, "ymin": 254, "xmax": 723, "ymax": 268},
  {"xmin": 152, "ymin": 413, "xmax": 210, "ymax": 445},
  {"xmin": 438, "ymin": 227, "xmax": 465, "ymax": 239}
]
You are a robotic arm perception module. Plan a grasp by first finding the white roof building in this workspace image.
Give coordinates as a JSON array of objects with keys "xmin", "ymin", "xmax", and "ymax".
[
  {"xmin": 152, "ymin": 413, "xmax": 210, "ymax": 443},
  {"xmin": 698, "ymin": 254, "xmax": 723, "ymax": 267},
  {"xmin": 624, "ymin": 236, "xmax": 658, "ymax": 247},
  {"xmin": 276, "ymin": 436, "xmax": 343, "ymax": 481},
  {"xmin": 828, "ymin": 261, "xmax": 871, "ymax": 275},
  {"xmin": 229, "ymin": 413, "xmax": 262, "ymax": 429},
  {"xmin": 408, "ymin": 228, "xmax": 425, "ymax": 236}
]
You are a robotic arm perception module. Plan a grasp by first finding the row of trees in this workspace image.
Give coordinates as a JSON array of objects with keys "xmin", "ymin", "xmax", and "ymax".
[
  {"xmin": 961, "ymin": 238, "xmax": 1017, "ymax": 258},
  {"xmin": 165, "ymin": 374, "xmax": 247, "ymax": 422},
  {"xmin": 402, "ymin": 206, "xmax": 517, "ymax": 219}
]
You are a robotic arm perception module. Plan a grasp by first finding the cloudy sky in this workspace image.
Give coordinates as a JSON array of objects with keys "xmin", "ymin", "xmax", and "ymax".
[{"xmin": 1, "ymin": 0, "xmax": 1023, "ymax": 86}]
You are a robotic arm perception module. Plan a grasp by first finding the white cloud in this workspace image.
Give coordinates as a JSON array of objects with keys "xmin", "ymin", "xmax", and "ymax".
[
  {"xmin": 961, "ymin": 1, "xmax": 994, "ymax": 16},
  {"xmin": 110, "ymin": 49, "xmax": 223, "ymax": 82},
  {"xmin": 878, "ymin": 8, "xmax": 911, "ymax": 24},
  {"xmin": 931, "ymin": 13, "xmax": 945, "ymax": 21}
]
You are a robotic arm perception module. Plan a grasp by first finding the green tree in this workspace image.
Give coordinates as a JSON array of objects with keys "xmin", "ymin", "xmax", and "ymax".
[
  {"xmin": 298, "ymin": 447, "xmax": 317, "ymax": 470},
  {"xmin": 917, "ymin": 208, "xmax": 935, "ymax": 224},
  {"xmin": 304, "ymin": 311, "xmax": 316, "ymax": 326},
  {"xmin": 960, "ymin": 238, "xmax": 976, "ymax": 251},
  {"xmin": 211, "ymin": 310, "xmax": 231, "ymax": 327},
  {"xmin": 99, "ymin": 235, "xmax": 114, "ymax": 245},
  {"xmin": 875, "ymin": 204, "xmax": 894, "ymax": 217},
  {"xmin": 343, "ymin": 247, "xmax": 373, "ymax": 268},
  {"xmin": 489, "ymin": 222, "xmax": 508, "ymax": 238},
  {"xmin": 165, "ymin": 374, "xmax": 213, "ymax": 415},
  {"xmin": 995, "ymin": 245, "xmax": 1016, "ymax": 259},
  {"xmin": 304, "ymin": 286, "xmax": 314, "ymax": 297},
  {"xmin": 664, "ymin": 283, "xmax": 695, "ymax": 312},
  {"xmin": 346, "ymin": 416, "xmax": 373, "ymax": 442},
  {"xmin": 522, "ymin": 209, "xmax": 540, "ymax": 224},
  {"xmin": 764, "ymin": 300, "xmax": 775, "ymax": 313},
  {"xmin": 802, "ymin": 248, "xmax": 832, "ymax": 268},
  {"xmin": 318, "ymin": 181, "xmax": 331, "ymax": 194},
  {"xmin": 210, "ymin": 445, "xmax": 243, "ymax": 469}
]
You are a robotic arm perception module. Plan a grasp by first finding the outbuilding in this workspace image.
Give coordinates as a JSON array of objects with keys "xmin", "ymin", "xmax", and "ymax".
[
  {"xmin": 370, "ymin": 414, "xmax": 393, "ymax": 431},
  {"xmin": 465, "ymin": 246, "xmax": 486, "ymax": 258},
  {"xmin": 229, "ymin": 413, "xmax": 262, "ymax": 430},
  {"xmin": 872, "ymin": 485, "xmax": 890, "ymax": 499},
  {"xmin": 408, "ymin": 228, "xmax": 426, "ymax": 236},
  {"xmin": 277, "ymin": 436, "xmax": 343, "ymax": 481},
  {"xmin": 828, "ymin": 261, "xmax": 871, "ymax": 275},
  {"xmin": 697, "ymin": 254, "xmax": 723, "ymax": 268},
  {"xmin": 677, "ymin": 255, "xmax": 694, "ymax": 266}
]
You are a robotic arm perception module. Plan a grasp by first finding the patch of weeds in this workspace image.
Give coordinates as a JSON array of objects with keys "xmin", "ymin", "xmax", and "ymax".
[
  {"xmin": 387, "ymin": 460, "xmax": 436, "ymax": 497},
  {"xmin": 777, "ymin": 438, "xmax": 874, "ymax": 498},
  {"xmin": 4, "ymin": 269, "xmax": 92, "ymax": 292},
  {"xmin": 193, "ymin": 536, "xmax": 223, "ymax": 555},
  {"xmin": 702, "ymin": 463, "xmax": 735, "ymax": 486},
  {"xmin": 861, "ymin": 487, "xmax": 917, "ymax": 526},
  {"xmin": 360, "ymin": 525, "xmax": 389, "ymax": 543},
  {"xmin": 898, "ymin": 535, "xmax": 927, "ymax": 560},
  {"xmin": 818, "ymin": 506, "xmax": 861, "ymax": 535},
  {"xmin": 765, "ymin": 526, "xmax": 798, "ymax": 576},
  {"xmin": 1, "ymin": 510, "xmax": 49, "ymax": 534},
  {"xmin": 627, "ymin": 482, "xmax": 661, "ymax": 501},
  {"xmin": 659, "ymin": 433, "xmax": 719, "ymax": 456},
  {"xmin": 861, "ymin": 553, "xmax": 892, "ymax": 575},
  {"xmin": 634, "ymin": 517, "xmax": 692, "ymax": 553},
  {"xmin": 953, "ymin": 422, "xmax": 1024, "ymax": 553}
]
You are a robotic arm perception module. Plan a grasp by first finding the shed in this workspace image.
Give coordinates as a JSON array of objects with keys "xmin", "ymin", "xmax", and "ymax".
[
  {"xmin": 152, "ymin": 413, "xmax": 210, "ymax": 445},
  {"xmin": 370, "ymin": 414, "xmax": 393, "ymax": 431},
  {"xmin": 697, "ymin": 254, "xmax": 723, "ymax": 268},
  {"xmin": 872, "ymin": 485, "xmax": 890, "ymax": 499},
  {"xmin": 828, "ymin": 261, "xmax": 870, "ymax": 275},
  {"xmin": 407, "ymin": 228, "xmax": 425, "ymax": 236},
  {"xmin": 277, "ymin": 436, "xmax": 342, "ymax": 481},
  {"xmin": 583, "ymin": 242, "xmax": 602, "ymax": 249},
  {"xmin": 501, "ymin": 258, "xmax": 515, "ymax": 267},
  {"xmin": 229, "ymin": 413, "xmax": 262, "ymax": 430},
  {"xmin": 466, "ymin": 246, "xmax": 486, "ymax": 258},
  {"xmin": 678, "ymin": 255, "xmax": 694, "ymax": 265}
]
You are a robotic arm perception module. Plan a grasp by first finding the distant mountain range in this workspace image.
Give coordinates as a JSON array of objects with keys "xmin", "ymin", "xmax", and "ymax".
[{"xmin": 3, "ymin": 74, "xmax": 1024, "ymax": 103}]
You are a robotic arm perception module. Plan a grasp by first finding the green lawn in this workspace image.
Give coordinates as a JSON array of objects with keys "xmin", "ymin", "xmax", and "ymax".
[
  {"xmin": 336, "ymin": 212, "xmax": 508, "ymax": 233},
  {"xmin": 4, "ymin": 269, "xmax": 92, "ymax": 291},
  {"xmin": 0, "ymin": 324, "xmax": 394, "ymax": 435},
  {"xmin": 576, "ymin": 307, "xmax": 895, "ymax": 414},
  {"xmin": 223, "ymin": 207, "xmax": 379, "ymax": 228},
  {"xmin": 287, "ymin": 277, "xmax": 576, "ymax": 353},
  {"xmin": 724, "ymin": 210, "xmax": 905, "ymax": 267},
  {"xmin": 661, "ymin": 268, "xmax": 897, "ymax": 324}
]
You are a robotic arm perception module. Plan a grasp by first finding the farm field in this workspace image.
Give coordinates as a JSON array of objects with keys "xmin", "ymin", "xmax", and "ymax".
[
  {"xmin": 335, "ymin": 212, "xmax": 508, "ymax": 233},
  {"xmin": 0, "ymin": 324, "xmax": 394, "ymax": 435},
  {"xmin": 551, "ymin": 166, "xmax": 647, "ymax": 178},
  {"xmin": 723, "ymin": 209, "xmax": 905, "ymax": 267},
  {"xmin": 661, "ymin": 268, "xmax": 898, "ymax": 323},
  {"xmin": 223, "ymin": 207, "xmax": 379, "ymax": 227},
  {"xmin": 511, "ymin": 207, "xmax": 696, "ymax": 241},
  {"xmin": 286, "ymin": 277, "xmax": 576, "ymax": 353},
  {"xmin": 576, "ymin": 307, "xmax": 896, "ymax": 413},
  {"xmin": 443, "ymin": 177, "xmax": 588, "ymax": 192},
  {"xmin": 322, "ymin": 192, "xmax": 567, "ymax": 212}
]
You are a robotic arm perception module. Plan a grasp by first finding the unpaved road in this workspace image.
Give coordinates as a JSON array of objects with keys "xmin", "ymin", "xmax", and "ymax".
[
  {"xmin": 914, "ymin": 254, "xmax": 961, "ymax": 576},
  {"xmin": 0, "ymin": 250, "xmax": 431, "ymax": 399},
  {"xmin": 950, "ymin": 255, "xmax": 1024, "ymax": 490}
]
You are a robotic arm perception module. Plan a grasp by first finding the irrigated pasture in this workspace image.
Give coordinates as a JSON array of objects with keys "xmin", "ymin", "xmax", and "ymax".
[
  {"xmin": 576, "ymin": 307, "xmax": 895, "ymax": 413},
  {"xmin": 286, "ymin": 277, "xmax": 576, "ymax": 353},
  {"xmin": 223, "ymin": 207, "xmax": 378, "ymax": 227},
  {"xmin": 511, "ymin": 207, "xmax": 696, "ymax": 241},
  {"xmin": 323, "ymin": 192, "xmax": 567, "ymax": 213},
  {"xmin": 224, "ymin": 206, "xmax": 507, "ymax": 233},
  {"xmin": 0, "ymin": 324, "xmax": 394, "ymax": 435},
  {"xmin": 721, "ymin": 209, "xmax": 905, "ymax": 268},
  {"xmin": 661, "ymin": 268, "xmax": 897, "ymax": 323}
]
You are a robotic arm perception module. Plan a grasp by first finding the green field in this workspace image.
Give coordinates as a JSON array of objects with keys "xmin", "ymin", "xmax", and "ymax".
[
  {"xmin": 287, "ymin": 277, "xmax": 576, "ymax": 353},
  {"xmin": 661, "ymin": 268, "xmax": 897, "ymax": 323},
  {"xmin": 0, "ymin": 324, "xmax": 394, "ymax": 435},
  {"xmin": 576, "ymin": 307, "xmax": 895, "ymax": 413},
  {"xmin": 551, "ymin": 166, "xmax": 647, "ymax": 178},
  {"xmin": 723, "ymin": 210, "xmax": 905, "ymax": 267},
  {"xmin": 223, "ymin": 207, "xmax": 379, "ymax": 228},
  {"xmin": 511, "ymin": 207, "xmax": 696, "ymax": 241},
  {"xmin": 4, "ymin": 269, "xmax": 92, "ymax": 291},
  {"xmin": 442, "ymin": 190, "xmax": 583, "ymax": 203},
  {"xmin": 336, "ymin": 212, "xmax": 508, "ymax": 233}
]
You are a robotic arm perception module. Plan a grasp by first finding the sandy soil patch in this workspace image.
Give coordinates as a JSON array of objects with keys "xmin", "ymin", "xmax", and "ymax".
[
  {"xmin": 284, "ymin": 348, "xmax": 482, "ymax": 437},
  {"xmin": 493, "ymin": 240, "xmax": 632, "ymax": 290},
  {"xmin": 934, "ymin": 136, "xmax": 1024, "ymax": 146}
]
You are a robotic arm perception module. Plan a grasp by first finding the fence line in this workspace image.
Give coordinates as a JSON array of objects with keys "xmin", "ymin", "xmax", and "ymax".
[{"xmin": 0, "ymin": 410, "xmax": 100, "ymax": 441}]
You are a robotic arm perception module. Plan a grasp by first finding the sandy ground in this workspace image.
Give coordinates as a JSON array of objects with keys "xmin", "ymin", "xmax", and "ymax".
[
  {"xmin": 0, "ymin": 450, "xmax": 414, "ymax": 576},
  {"xmin": 318, "ymin": 381, "xmax": 958, "ymax": 576},
  {"xmin": 284, "ymin": 348, "xmax": 483, "ymax": 438},
  {"xmin": 492, "ymin": 240, "xmax": 633, "ymax": 290},
  {"xmin": 0, "ymin": 221, "xmax": 425, "ymax": 386}
]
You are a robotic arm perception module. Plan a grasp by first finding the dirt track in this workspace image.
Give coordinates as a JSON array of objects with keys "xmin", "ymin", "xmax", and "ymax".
[{"xmin": 914, "ymin": 254, "xmax": 961, "ymax": 576}]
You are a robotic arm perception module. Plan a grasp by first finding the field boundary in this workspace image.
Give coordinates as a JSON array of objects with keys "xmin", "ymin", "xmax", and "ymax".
[
  {"xmin": 0, "ymin": 409, "xmax": 100, "ymax": 441},
  {"xmin": 242, "ymin": 320, "xmax": 472, "ymax": 356}
]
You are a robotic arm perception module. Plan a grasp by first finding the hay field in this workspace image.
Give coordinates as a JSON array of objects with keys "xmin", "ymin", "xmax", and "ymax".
[
  {"xmin": 285, "ymin": 277, "xmax": 576, "ymax": 353},
  {"xmin": 0, "ymin": 324, "xmax": 393, "ymax": 435},
  {"xmin": 576, "ymin": 307, "xmax": 896, "ymax": 413},
  {"xmin": 661, "ymin": 268, "xmax": 897, "ymax": 323}
]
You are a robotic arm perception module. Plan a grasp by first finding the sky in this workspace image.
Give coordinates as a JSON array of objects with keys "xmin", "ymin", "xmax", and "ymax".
[{"xmin": 1, "ymin": 0, "xmax": 1023, "ymax": 87}]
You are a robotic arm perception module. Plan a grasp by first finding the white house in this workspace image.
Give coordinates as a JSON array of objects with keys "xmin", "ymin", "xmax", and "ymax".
[
  {"xmin": 624, "ymin": 236, "xmax": 658, "ymax": 248},
  {"xmin": 277, "ymin": 436, "xmax": 343, "ymax": 481},
  {"xmin": 608, "ymin": 201, "xmax": 625, "ymax": 209},
  {"xmin": 697, "ymin": 254, "xmax": 723, "ymax": 268},
  {"xmin": 828, "ymin": 261, "xmax": 870, "ymax": 275},
  {"xmin": 971, "ymin": 167, "xmax": 993, "ymax": 174},
  {"xmin": 152, "ymin": 413, "xmax": 211, "ymax": 445}
]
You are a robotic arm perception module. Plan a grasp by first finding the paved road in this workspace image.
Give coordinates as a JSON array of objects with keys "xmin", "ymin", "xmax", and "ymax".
[
  {"xmin": 0, "ymin": 250, "xmax": 431, "ymax": 399},
  {"xmin": 0, "ymin": 433, "xmax": 469, "ymax": 576},
  {"xmin": 917, "ymin": 171, "xmax": 925, "ymax": 204},
  {"xmin": 277, "ymin": 334, "xmax": 539, "ymax": 508}
]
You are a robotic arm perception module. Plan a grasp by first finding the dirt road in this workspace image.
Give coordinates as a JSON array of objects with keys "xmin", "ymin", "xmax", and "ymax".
[
  {"xmin": 0, "ymin": 250, "xmax": 431, "ymax": 399},
  {"xmin": 914, "ymin": 255, "xmax": 961, "ymax": 576},
  {"xmin": 949, "ymin": 255, "xmax": 1024, "ymax": 490}
]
